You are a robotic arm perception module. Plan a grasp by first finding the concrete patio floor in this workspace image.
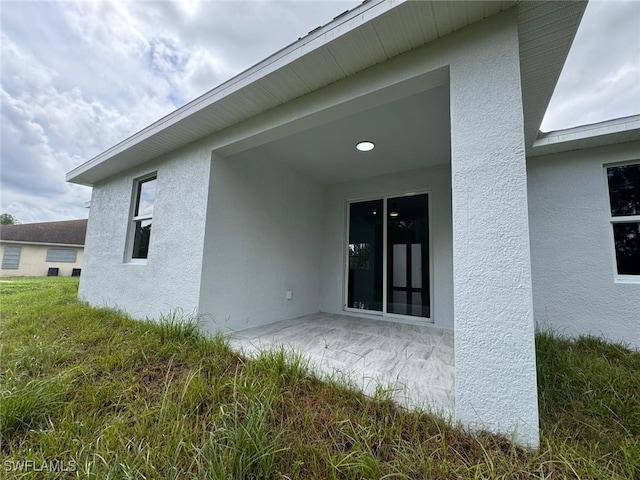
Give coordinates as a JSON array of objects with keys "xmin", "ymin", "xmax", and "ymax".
[{"xmin": 229, "ymin": 312, "xmax": 455, "ymax": 415}]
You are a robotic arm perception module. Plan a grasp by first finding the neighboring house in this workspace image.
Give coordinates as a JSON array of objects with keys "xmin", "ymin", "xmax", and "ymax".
[
  {"xmin": 0, "ymin": 220, "xmax": 87, "ymax": 277},
  {"xmin": 66, "ymin": 1, "xmax": 639, "ymax": 447}
]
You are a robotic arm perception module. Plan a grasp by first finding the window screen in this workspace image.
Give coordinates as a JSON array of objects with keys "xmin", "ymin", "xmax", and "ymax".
[
  {"xmin": 2, "ymin": 246, "xmax": 22, "ymax": 269},
  {"xmin": 46, "ymin": 248, "xmax": 77, "ymax": 263}
]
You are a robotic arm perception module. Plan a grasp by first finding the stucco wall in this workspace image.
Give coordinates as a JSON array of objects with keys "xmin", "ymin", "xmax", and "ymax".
[
  {"xmin": 321, "ymin": 164, "xmax": 454, "ymax": 330},
  {"xmin": 448, "ymin": 9, "xmax": 539, "ymax": 447},
  {"xmin": 0, "ymin": 243, "xmax": 84, "ymax": 277},
  {"xmin": 78, "ymin": 140, "xmax": 212, "ymax": 319},
  {"xmin": 198, "ymin": 154, "xmax": 324, "ymax": 333},
  {"xmin": 528, "ymin": 141, "xmax": 640, "ymax": 350}
]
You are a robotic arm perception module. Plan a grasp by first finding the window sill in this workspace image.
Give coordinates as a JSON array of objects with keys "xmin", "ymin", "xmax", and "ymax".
[
  {"xmin": 614, "ymin": 276, "xmax": 640, "ymax": 285},
  {"xmin": 126, "ymin": 259, "xmax": 148, "ymax": 265}
]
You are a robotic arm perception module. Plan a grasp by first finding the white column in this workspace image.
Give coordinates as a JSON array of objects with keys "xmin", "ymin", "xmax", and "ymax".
[{"xmin": 449, "ymin": 10, "xmax": 539, "ymax": 447}]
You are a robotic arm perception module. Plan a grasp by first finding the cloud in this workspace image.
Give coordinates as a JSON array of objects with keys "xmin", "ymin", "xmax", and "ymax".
[{"xmin": 542, "ymin": 0, "xmax": 640, "ymax": 131}]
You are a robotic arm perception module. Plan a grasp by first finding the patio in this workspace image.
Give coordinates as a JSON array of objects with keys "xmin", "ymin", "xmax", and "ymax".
[{"xmin": 229, "ymin": 312, "xmax": 455, "ymax": 415}]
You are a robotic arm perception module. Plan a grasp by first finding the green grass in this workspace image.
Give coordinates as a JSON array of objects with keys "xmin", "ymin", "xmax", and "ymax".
[{"xmin": 1, "ymin": 277, "xmax": 638, "ymax": 479}]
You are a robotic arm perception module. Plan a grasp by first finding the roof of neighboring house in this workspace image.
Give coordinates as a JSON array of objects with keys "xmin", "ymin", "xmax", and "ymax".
[
  {"xmin": 0, "ymin": 219, "xmax": 88, "ymax": 246},
  {"xmin": 529, "ymin": 114, "xmax": 640, "ymax": 157},
  {"xmin": 67, "ymin": 0, "xmax": 587, "ymax": 187}
]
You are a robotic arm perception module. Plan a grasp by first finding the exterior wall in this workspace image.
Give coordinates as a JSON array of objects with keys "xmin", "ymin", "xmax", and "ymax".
[
  {"xmin": 78, "ymin": 140, "xmax": 212, "ymax": 319},
  {"xmin": 321, "ymin": 164, "xmax": 453, "ymax": 330},
  {"xmin": 449, "ymin": 9, "xmax": 539, "ymax": 447},
  {"xmin": 198, "ymin": 154, "xmax": 324, "ymax": 333},
  {"xmin": 528, "ymin": 141, "xmax": 640, "ymax": 350},
  {"xmin": 0, "ymin": 243, "xmax": 84, "ymax": 277}
]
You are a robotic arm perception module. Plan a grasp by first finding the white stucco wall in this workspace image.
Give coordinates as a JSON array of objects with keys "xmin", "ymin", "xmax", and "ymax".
[
  {"xmin": 0, "ymin": 243, "xmax": 84, "ymax": 277},
  {"xmin": 78, "ymin": 140, "xmax": 212, "ymax": 319},
  {"xmin": 528, "ymin": 141, "xmax": 640, "ymax": 350},
  {"xmin": 449, "ymin": 9, "xmax": 539, "ymax": 447},
  {"xmin": 321, "ymin": 165, "xmax": 454, "ymax": 330},
  {"xmin": 198, "ymin": 153, "xmax": 324, "ymax": 333}
]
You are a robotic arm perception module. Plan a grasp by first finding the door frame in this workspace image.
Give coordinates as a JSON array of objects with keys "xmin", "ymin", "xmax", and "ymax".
[{"xmin": 343, "ymin": 190, "xmax": 434, "ymax": 322}]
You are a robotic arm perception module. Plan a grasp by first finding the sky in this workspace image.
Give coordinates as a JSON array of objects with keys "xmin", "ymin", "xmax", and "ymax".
[{"xmin": 1, "ymin": 0, "xmax": 639, "ymax": 224}]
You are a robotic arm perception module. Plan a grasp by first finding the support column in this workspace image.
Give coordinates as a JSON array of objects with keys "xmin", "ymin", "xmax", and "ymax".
[{"xmin": 449, "ymin": 10, "xmax": 539, "ymax": 447}]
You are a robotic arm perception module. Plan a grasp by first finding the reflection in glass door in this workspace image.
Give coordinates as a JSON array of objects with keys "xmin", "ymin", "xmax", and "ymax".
[
  {"xmin": 347, "ymin": 200, "xmax": 383, "ymax": 312},
  {"xmin": 346, "ymin": 194, "xmax": 430, "ymax": 319},
  {"xmin": 386, "ymin": 194, "xmax": 430, "ymax": 318}
]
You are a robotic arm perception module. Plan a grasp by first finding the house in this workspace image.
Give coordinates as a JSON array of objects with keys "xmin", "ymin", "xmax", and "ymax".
[
  {"xmin": 1, "ymin": 219, "xmax": 87, "ymax": 277},
  {"xmin": 66, "ymin": 0, "xmax": 640, "ymax": 447}
]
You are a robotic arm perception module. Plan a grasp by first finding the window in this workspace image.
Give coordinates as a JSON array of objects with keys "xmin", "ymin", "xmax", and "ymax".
[
  {"xmin": 606, "ymin": 163, "xmax": 640, "ymax": 277},
  {"xmin": 46, "ymin": 248, "xmax": 77, "ymax": 263},
  {"xmin": 128, "ymin": 174, "xmax": 157, "ymax": 261},
  {"xmin": 2, "ymin": 246, "xmax": 21, "ymax": 269}
]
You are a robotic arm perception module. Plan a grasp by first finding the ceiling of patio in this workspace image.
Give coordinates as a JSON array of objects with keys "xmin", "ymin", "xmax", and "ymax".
[{"xmin": 228, "ymin": 84, "xmax": 451, "ymax": 185}]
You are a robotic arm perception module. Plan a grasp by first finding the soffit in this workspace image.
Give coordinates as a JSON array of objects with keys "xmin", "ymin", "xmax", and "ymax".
[
  {"xmin": 517, "ymin": 1, "xmax": 586, "ymax": 147},
  {"xmin": 230, "ymin": 85, "xmax": 451, "ymax": 185},
  {"xmin": 67, "ymin": 0, "xmax": 585, "ymax": 186}
]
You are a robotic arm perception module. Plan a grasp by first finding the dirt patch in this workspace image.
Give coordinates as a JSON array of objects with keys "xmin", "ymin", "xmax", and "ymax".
[{"xmin": 136, "ymin": 357, "xmax": 189, "ymax": 394}]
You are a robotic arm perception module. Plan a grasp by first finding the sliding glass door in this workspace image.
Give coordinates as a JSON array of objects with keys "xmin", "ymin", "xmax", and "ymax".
[{"xmin": 346, "ymin": 193, "xmax": 430, "ymax": 319}]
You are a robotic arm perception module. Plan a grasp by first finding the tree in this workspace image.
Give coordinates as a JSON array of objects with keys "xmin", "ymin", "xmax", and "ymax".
[{"xmin": 0, "ymin": 213, "xmax": 19, "ymax": 225}]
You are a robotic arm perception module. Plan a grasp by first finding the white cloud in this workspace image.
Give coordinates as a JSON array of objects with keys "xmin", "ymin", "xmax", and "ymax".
[{"xmin": 542, "ymin": 0, "xmax": 640, "ymax": 131}]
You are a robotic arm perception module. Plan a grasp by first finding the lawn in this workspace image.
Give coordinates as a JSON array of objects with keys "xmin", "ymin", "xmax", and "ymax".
[{"xmin": 1, "ymin": 277, "xmax": 638, "ymax": 479}]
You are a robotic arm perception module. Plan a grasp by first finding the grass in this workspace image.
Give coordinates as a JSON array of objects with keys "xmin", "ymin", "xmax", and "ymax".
[{"xmin": 1, "ymin": 277, "xmax": 638, "ymax": 479}]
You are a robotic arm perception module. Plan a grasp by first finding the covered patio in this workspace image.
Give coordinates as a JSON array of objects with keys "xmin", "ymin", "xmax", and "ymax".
[
  {"xmin": 230, "ymin": 312, "xmax": 455, "ymax": 415},
  {"xmin": 195, "ymin": 8, "xmax": 545, "ymax": 446}
]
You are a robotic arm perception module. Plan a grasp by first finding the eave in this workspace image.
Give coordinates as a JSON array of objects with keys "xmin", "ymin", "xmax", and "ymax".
[
  {"xmin": 67, "ymin": 0, "xmax": 587, "ymax": 187},
  {"xmin": 528, "ymin": 114, "xmax": 640, "ymax": 157}
]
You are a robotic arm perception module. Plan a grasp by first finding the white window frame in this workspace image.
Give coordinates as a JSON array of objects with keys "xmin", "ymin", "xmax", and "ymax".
[
  {"xmin": 125, "ymin": 173, "xmax": 157, "ymax": 264},
  {"xmin": 605, "ymin": 161, "xmax": 640, "ymax": 284}
]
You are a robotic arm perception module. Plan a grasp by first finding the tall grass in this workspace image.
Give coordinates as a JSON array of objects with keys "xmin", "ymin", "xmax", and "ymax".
[
  {"xmin": 536, "ymin": 330, "xmax": 640, "ymax": 478},
  {"xmin": 1, "ymin": 277, "xmax": 638, "ymax": 479}
]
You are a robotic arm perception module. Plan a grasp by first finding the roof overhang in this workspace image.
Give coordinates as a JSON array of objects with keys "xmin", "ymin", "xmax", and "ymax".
[
  {"xmin": 67, "ymin": 0, "xmax": 587, "ymax": 186},
  {"xmin": 528, "ymin": 114, "xmax": 640, "ymax": 157},
  {"xmin": 0, "ymin": 240, "xmax": 84, "ymax": 248}
]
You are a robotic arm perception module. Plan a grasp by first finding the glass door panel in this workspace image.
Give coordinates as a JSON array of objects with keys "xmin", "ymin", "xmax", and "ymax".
[
  {"xmin": 347, "ymin": 199, "xmax": 383, "ymax": 312},
  {"xmin": 386, "ymin": 194, "xmax": 430, "ymax": 318}
]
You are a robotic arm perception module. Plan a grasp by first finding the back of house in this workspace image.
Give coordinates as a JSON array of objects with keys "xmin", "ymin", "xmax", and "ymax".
[{"xmin": 66, "ymin": 0, "xmax": 639, "ymax": 447}]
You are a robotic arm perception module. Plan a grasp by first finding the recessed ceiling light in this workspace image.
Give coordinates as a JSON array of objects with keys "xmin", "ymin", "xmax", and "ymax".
[{"xmin": 356, "ymin": 141, "xmax": 375, "ymax": 152}]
